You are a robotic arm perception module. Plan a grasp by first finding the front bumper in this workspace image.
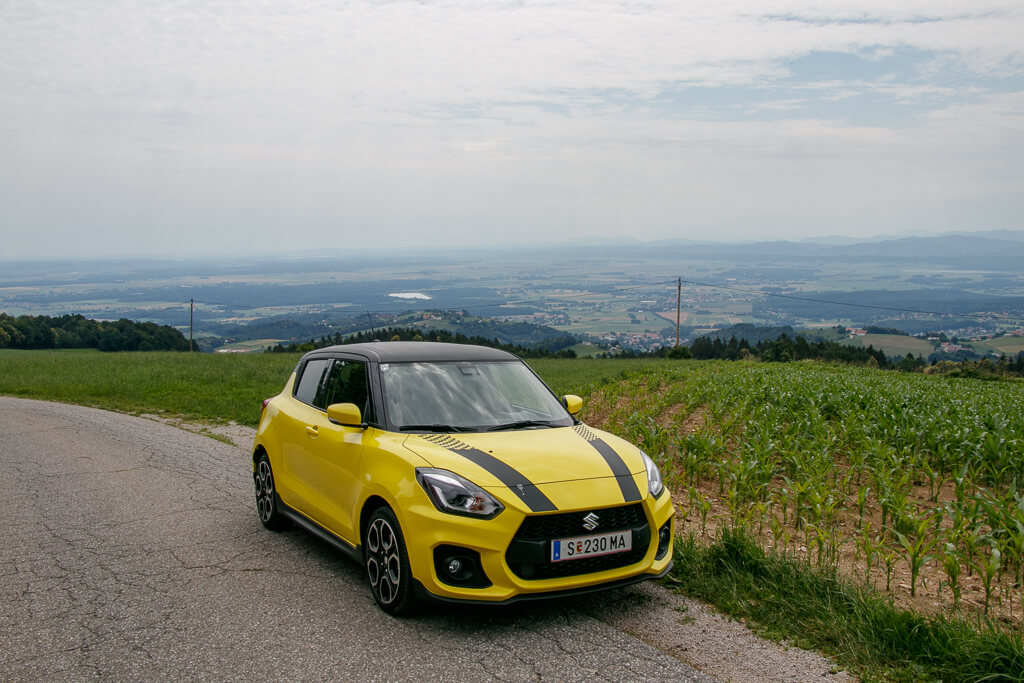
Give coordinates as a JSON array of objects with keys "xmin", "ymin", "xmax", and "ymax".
[
  {"xmin": 414, "ymin": 560, "xmax": 674, "ymax": 606},
  {"xmin": 399, "ymin": 489, "xmax": 676, "ymax": 603}
]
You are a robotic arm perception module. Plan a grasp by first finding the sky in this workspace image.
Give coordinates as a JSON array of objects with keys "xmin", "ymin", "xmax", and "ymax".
[{"xmin": 1, "ymin": 1, "xmax": 1022, "ymax": 260}]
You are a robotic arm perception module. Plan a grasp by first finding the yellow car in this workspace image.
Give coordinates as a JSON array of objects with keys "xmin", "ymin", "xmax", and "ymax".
[{"xmin": 252, "ymin": 341, "xmax": 673, "ymax": 614}]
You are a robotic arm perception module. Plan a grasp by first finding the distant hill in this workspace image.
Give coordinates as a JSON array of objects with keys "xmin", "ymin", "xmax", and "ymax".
[
  {"xmin": 210, "ymin": 310, "xmax": 574, "ymax": 352},
  {"xmin": 559, "ymin": 231, "xmax": 1024, "ymax": 271},
  {"xmin": 698, "ymin": 323, "xmax": 798, "ymax": 345},
  {"xmin": 754, "ymin": 289, "xmax": 1024, "ymax": 323}
]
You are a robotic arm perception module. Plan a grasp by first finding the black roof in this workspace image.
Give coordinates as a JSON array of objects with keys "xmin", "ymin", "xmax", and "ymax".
[{"xmin": 302, "ymin": 341, "xmax": 520, "ymax": 363}]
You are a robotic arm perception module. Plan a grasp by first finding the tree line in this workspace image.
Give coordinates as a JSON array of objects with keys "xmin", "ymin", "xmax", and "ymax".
[
  {"xmin": 274, "ymin": 326, "xmax": 1024, "ymax": 378},
  {"xmin": 633, "ymin": 333, "xmax": 1024, "ymax": 378},
  {"xmin": 0, "ymin": 314, "xmax": 193, "ymax": 352},
  {"xmin": 690, "ymin": 333, "xmax": 888, "ymax": 365}
]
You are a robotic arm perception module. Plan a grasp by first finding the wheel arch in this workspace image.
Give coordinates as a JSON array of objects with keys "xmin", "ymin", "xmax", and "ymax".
[{"xmin": 359, "ymin": 494, "xmax": 391, "ymax": 545}]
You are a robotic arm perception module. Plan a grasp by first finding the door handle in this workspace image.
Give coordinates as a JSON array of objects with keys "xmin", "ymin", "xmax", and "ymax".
[{"xmin": 305, "ymin": 425, "xmax": 319, "ymax": 438}]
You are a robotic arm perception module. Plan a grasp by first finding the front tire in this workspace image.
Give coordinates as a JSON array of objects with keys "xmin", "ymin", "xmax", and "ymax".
[
  {"xmin": 254, "ymin": 453, "xmax": 290, "ymax": 531},
  {"xmin": 364, "ymin": 507, "xmax": 416, "ymax": 615}
]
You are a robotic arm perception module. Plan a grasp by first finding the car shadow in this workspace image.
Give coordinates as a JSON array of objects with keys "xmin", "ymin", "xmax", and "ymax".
[{"xmin": 272, "ymin": 518, "xmax": 659, "ymax": 628}]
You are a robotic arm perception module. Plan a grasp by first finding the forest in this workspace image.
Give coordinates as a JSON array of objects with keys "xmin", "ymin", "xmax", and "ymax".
[{"xmin": 0, "ymin": 314, "xmax": 193, "ymax": 352}]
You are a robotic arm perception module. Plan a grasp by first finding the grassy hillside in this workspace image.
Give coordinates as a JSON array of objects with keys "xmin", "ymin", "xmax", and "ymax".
[
  {"xmin": 969, "ymin": 336, "xmax": 1024, "ymax": 357},
  {"xmin": 842, "ymin": 333, "xmax": 934, "ymax": 357},
  {"xmin": 0, "ymin": 349, "xmax": 300, "ymax": 426}
]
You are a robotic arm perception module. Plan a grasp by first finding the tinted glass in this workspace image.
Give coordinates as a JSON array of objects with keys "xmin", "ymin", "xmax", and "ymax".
[
  {"xmin": 317, "ymin": 360, "xmax": 373, "ymax": 421},
  {"xmin": 294, "ymin": 359, "xmax": 330, "ymax": 405}
]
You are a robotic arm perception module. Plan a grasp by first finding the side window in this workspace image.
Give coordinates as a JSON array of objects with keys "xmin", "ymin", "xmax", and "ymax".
[
  {"xmin": 316, "ymin": 360, "xmax": 374, "ymax": 422},
  {"xmin": 294, "ymin": 359, "xmax": 331, "ymax": 406}
]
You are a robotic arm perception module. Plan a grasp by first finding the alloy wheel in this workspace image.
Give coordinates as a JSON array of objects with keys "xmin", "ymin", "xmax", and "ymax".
[
  {"xmin": 255, "ymin": 459, "xmax": 275, "ymax": 523},
  {"xmin": 366, "ymin": 517, "xmax": 402, "ymax": 605}
]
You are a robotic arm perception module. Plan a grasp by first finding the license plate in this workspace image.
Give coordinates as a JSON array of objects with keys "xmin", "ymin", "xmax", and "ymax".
[{"xmin": 550, "ymin": 530, "xmax": 631, "ymax": 562}]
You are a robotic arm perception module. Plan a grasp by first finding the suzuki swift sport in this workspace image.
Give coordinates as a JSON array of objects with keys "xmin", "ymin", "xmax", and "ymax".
[{"xmin": 252, "ymin": 341, "xmax": 674, "ymax": 614}]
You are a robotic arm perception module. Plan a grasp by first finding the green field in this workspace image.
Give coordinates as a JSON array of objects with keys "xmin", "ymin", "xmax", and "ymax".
[
  {"xmin": 215, "ymin": 339, "xmax": 289, "ymax": 353},
  {"xmin": 842, "ymin": 333, "xmax": 934, "ymax": 357},
  {"xmin": 969, "ymin": 335, "xmax": 1024, "ymax": 357},
  {"xmin": 0, "ymin": 349, "xmax": 300, "ymax": 426}
]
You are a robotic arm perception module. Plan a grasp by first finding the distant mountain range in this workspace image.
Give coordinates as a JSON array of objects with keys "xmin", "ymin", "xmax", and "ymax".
[
  {"xmin": 4, "ymin": 229, "xmax": 1023, "ymax": 280},
  {"xmin": 607, "ymin": 232, "xmax": 1024, "ymax": 270}
]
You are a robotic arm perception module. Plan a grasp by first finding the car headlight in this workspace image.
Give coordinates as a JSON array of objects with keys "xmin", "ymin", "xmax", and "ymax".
[
  {"xmin": 417, "ymin": 468, "xmax": 504, "ymax": 519},
  {"xmin": 641, "ymin": 452, "xmax": 664, "ymax": 498}
]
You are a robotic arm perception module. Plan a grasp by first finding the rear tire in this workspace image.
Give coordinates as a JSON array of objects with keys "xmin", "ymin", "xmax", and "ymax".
[
  {"xmin": 254, "ymin": 453, "xmax": 290, "ymax": 531},
  {"xmin": 364, "ymin": 507, "xmax": 417, "ymax": 615}
]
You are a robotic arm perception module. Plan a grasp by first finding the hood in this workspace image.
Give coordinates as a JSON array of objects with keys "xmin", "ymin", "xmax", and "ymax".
[{"xmin": 402, "ymin": 423, "xmax": 650, "ymax": 513}]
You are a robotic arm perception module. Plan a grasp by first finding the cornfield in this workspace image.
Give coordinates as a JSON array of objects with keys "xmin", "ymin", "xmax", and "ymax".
[{"xmin": 579, "ymin": 361, "xmax": 1024, "ymax": 623}]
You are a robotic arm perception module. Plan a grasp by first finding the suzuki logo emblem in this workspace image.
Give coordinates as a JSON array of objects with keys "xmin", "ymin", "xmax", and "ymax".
[{"xmin": 582, "ymin": 512, "xmax": 600, "ymax": 531}]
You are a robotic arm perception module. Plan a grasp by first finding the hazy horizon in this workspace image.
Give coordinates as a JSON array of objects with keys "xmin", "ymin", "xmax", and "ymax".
[{"xmin": 0, "ymin": 227, "xmax": 1020, "ymax": 268}]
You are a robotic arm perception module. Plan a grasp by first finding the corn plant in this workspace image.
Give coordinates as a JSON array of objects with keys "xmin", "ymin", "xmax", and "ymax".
[
  {"xmin": 977, "ymin": 545, "xmax": 1002, "ymax": 616},
  {"xmin": 858, "ymin": 525, "xmax": 878, "ymax": 585},
  {"xmin": 941, "ymin": 543, "xmax": 963, "ymax": 610},
  {"xmin": 856, "ymin": 484, "xmax": 871, "ymax": 528},
  {"xmin": 894, "ymin": 514, "xmax": 939, "ymax": 597}
]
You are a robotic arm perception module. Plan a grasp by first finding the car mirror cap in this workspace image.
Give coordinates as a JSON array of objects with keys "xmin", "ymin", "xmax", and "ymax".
[
  {"xmin": 327, "ymin": 402, "xmax": 364, "ymax": 428},
  {"xmin": 561, "ymin": 394, "xmax": 583, "ymax": 415}
]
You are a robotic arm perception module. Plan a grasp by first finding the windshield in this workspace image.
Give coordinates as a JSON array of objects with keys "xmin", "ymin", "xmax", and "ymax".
[{"xmin": 379, "ymin": 360, "xmax": 573, "ymax": 432}]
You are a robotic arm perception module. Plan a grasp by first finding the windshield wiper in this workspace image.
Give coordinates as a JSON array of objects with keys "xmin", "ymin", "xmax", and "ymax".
[
  {"xmin": 399, "ymin": 424, "xmax": 474, "ymax": 433},
  {"xmin": 485, "ymin": 419, "xmax": 559, "ymax": 432}
]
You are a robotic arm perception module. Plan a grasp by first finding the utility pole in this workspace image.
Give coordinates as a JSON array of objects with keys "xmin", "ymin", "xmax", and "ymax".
[
  {"xmin": 675, "ymin": 278, "xmax": 681, "ymax": 348},
  {"xmin": 366, "ymin": 311, "xmax": 377, "ymax": 338},
  {"xmin": 190, "ymin": 299, "xmax": 194, "ymax": 352}
]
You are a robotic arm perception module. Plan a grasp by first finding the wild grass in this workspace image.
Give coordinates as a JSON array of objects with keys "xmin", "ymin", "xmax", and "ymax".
[
  {"xmin": 672, "ymin": 528, "xmax": 1024, "ymax": 682},
  {"xmin": 0, "ymin": 349, "xmax": 301, "ymax": 426}
]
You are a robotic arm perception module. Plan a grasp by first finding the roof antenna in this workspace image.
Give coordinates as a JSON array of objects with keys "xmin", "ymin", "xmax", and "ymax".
[{"xmin": 366, "ymin": 311, "xmax": 378, "ymax": 339}]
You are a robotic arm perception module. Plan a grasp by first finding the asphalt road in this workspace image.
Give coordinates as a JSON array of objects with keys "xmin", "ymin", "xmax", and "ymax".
[{"xmin": 0, "ymin": 397, "xmax": 715, "ymax": 682}]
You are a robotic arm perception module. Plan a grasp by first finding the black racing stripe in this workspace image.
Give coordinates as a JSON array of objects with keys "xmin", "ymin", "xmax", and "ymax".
[
  {"xmin": 583, "ymin": 437, "xmax": 643, "ymax": 503},
  {"xmin": 453, "ymin": 446, "xmax": 558, "ymax": 513}
]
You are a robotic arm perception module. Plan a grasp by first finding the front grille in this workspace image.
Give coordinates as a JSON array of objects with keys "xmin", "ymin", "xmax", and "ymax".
[
  {"xmin": 505, "ymin": 504, "xmax": 650, "ymax": 580},
  {"xmin": 515, "ymin": 504, "xmax": 645, "ymax": 540}
]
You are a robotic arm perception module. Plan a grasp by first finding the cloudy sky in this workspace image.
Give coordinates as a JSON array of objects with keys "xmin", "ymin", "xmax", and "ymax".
[{"xmin": 2, "ymin": 1, "xmax": 1022, "ymax": 260}]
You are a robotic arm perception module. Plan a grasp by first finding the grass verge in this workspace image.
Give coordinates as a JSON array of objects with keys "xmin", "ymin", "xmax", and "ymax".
[
  {"xmin": 669, "ymin": 528, "xmax": 1024, "ymax": 682},
  {"xmin": 0, "ymin": 349, "xmax": 301, "ymax": 427}
]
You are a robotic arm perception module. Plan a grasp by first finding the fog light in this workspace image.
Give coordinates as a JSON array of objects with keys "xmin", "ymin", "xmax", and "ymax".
[
  {"xmin": 433, "ymin": 545, "xmax": 492, "ymax": 589},
  {"xmin": 656, "ymin": 520, "xmax": 672, "ymax": 560}
]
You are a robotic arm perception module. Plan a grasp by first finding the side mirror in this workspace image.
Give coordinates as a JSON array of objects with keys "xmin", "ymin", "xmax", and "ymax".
[
  {"xmin": 561, "ymin": 394, "xmax": 583, "ymax": 415},
  {"xmin": 327, "ymin": 402, "xmax": 364, "ymax": 428}
]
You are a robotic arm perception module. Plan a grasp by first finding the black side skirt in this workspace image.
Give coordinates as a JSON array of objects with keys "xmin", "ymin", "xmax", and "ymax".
[{"xmin": 276, "ymin": 494, "xmax": 362, "ymax": 564}]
